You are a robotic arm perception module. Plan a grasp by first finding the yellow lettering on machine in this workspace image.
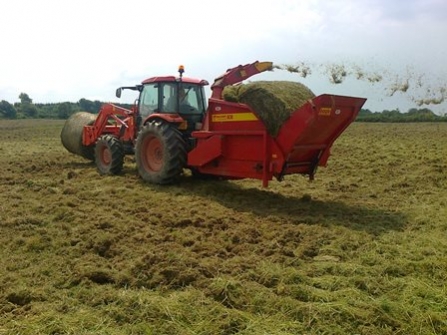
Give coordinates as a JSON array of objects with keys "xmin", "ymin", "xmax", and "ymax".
[
  {"xmin": 319, "ymin": 107, "xmax": 332, "ymax": 116},
  {"xmin": 212, "ymin": 113, "xmax": 258, "ymax": 122}
]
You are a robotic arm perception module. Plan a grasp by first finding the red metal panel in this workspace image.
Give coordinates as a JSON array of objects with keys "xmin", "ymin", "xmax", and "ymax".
[
  {"xmin": 189, "ymin": 128, "xmax": 285, "ymax": 187},
  {"xmin": 188, "ymin": 93, "xmax": 365, "ymax": 187},
  {"xmin": 205, "ymin": 99, "xmax": 266, "ymax": 133},
  {"xmin": 275, "ymin": 94, "xmax": 366, "ymax": 176},
  {"xmin": 187, "ymin": 135, "xmax": 223, "ymax": 167}
]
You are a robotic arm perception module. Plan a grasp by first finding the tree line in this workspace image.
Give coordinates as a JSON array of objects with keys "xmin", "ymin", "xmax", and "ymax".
[
  {"xmin": 1, "ymin": 92, "xmax": 446, "ymax": 122},
  {"xmin": 356, "ymin": 108, "xmax": 447, "ymax": 122},
  {"xmin": 0, "ymin": 93, "xmax": 131, "ymax": 120}
]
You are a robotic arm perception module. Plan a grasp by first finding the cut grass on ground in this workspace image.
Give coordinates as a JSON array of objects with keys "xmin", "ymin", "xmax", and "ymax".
[{"xmin": 0, "ymin": 119, "xmax": 446, "ymax": 334}]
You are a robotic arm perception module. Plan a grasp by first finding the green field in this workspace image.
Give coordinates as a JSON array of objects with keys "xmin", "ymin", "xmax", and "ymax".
[{"xmin": 1, "ymin": 120, "xmax": 446, "ymax": 334}]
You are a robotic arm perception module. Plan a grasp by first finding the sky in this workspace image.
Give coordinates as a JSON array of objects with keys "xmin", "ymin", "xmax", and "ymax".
[{"xmin": 1, "ymin": 0, "xmax": 446, "ymax": 113}]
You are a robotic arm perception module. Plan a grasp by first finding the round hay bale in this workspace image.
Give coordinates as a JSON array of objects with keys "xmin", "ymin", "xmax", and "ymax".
[
  {"xmin": 60, "ymin": 112, "xmax": 97, "ymax": 160},
  {"xmin": 223, "ymin": 81, "xmax": 315, "ymax": 136}
]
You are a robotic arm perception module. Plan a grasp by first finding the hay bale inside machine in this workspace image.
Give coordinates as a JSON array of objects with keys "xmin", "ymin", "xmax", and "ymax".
[{"xmin": 223, "ymin": 80, "xmax": 316, "ymax": 136}]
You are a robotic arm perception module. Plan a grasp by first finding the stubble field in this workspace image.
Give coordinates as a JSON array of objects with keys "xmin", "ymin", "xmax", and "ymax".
[{"xmin": 0, "ymin": 119, "xmax": 447, "ymax": 334}]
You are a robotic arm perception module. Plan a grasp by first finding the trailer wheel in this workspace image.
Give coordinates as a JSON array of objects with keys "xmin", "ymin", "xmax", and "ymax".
[
  {"xmin": 94, "ymin": 135, "xmax": 124, "ymax": 175},
  {"xmin": 135, "ymin": 120, "xmax": 186, "ymax": 184}
]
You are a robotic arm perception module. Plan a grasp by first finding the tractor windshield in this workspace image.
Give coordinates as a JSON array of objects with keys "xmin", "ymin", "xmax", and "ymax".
[
  {"xmin": 139, "ymin": 83, "xmax": 158, "ymax": 118},
  {"xmin": 162, "ymin": 83, "xmax": 206, "ymax": 114},
  {"xmin": 138, "ymin": 82, "xmax": 207, "ymax": 120}
]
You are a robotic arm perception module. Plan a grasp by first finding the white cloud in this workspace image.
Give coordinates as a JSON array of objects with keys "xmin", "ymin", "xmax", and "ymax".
[{"xmin": 0, "ymin": 0, "xmax": 446, "ymax": 113}]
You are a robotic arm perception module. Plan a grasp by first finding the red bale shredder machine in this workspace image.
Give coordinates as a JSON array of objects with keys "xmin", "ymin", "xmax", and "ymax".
[{"xmin": 61, "ymin": 61, "xmax": 366, "ymax": 187}]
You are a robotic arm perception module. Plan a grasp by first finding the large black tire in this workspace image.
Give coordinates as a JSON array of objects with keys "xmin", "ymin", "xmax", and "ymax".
[
  {"xmin": 135, "ymin": 120, "xmax": 186, "ymax": 184},
  {"xmin": 94, "ymin": 135, "xmax": 124, "ymax": 175}
]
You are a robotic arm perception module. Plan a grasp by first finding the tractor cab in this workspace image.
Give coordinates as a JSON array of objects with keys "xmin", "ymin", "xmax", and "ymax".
[
  {"xmin": 115, "ymin": 67, "xmax": 209, "ymax": 133},
  {"xmin": 139, "ymin": 80, "xmax": 207, "ymax": 129},
  {"xmin": 120, "ymin": 67, "xmax": 209, "ymax": 134}
]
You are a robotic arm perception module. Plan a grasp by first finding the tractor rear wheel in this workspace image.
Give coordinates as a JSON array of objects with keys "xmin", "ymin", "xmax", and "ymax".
[
  {"xmin": 94, "ymin": 135, "xmax": 124, "ymax": 175},
  {"xmin": 135, "ymin": 120, "xmax": 186, "ymax": 184}
]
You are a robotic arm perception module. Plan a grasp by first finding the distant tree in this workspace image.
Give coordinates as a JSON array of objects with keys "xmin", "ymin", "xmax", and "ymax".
[
  {"xmin": 0, "ymin": 100, "xmax": 17, "ymax": 119},
  {"xmin": 78, "ymin": 98, "xmax": 102, "ymax": 113},
  {"xmin": 20, "ymin": 103, "xmax": 38, "ymax": 118},
  {"xmin": 382, "ymin": 109, "xmax": 401, "ymax": 116},
  {"xmin": 359, "ymin": 108, "xmax": 372, "ymax": 117},
  {"xmin": 16, "ymin": 92, "xmax": 43, "ymax": 118},
  {"xmin": 19, "ymin": 92, "xmax": 32, "ymax": 105},
  {"xmin": 405, "ymin": 107, "xmax": 437, "ymax": 121},
  {"xmin": 93, "ymin": 100, "xmax": 102, "ymax": 112},
  {"xmin": 79, "ymin": 98, "xmax": 94, "ymax": 112},
  {"xmin": 356, "ymin": 106, "xmax": 446, "ymax": 122},
  {"xmin": 57, "ymin": 102, "xmax": 72, "ymax": 119}
]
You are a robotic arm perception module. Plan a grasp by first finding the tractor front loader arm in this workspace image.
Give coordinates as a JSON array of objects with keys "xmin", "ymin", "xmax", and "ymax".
[
  {"xmin": 83, "ymin": 103, "xmax": 136, "ymax": 146},
  {"xmin": 210, "ymin": 61, "xmax": 273, "ymax": 99}
]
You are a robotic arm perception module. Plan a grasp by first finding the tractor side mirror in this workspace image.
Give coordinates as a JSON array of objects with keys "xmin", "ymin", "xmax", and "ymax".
[{"xmin": 116, "ymin": 88, "xmax": 122, "ymax": 98}]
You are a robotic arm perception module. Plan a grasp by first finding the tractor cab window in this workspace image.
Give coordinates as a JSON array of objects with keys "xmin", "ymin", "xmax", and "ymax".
[
  {"xmin": 162, "ymin": 83, "xmax": 178, "ymax": 112},
  {"xmin": 179, "ymin": 85, "xmax": 205, "ymax": 115},
  {"xmin": 162, "ymin": 84, "xmax": 206, "ymax": 115},
  {"xmin": 139, "ymin": 84, "xmax": 158, "ymax": 118}
]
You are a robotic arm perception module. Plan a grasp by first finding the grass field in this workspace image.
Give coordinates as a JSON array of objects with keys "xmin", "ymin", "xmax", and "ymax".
[{"xmin": 0, "ymin": 119, "xmax": 447, "ymax": 334}]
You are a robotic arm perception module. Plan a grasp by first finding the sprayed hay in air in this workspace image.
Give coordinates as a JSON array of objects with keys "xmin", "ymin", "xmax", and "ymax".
[
  {"xmin": 413, "ymin": 86, "xmax": 447, "ymax": 106},
  {"xmin": 60, "ymin": 111, "xmax": 96, "ymax": 160},
  {"xmin": 274, "ymin": 62, "xmax": 312, "ymax": 78},
  {"xmin": 223, "ymin": 81, "xmax": 315, "ymax": 136},
  {"xmin": 326, "ymin": 64, "xmax": 348, "ymax": 84},
  {"xmin": 274, "ymin": 60, "xmax": 447, "ymax": 108},
  {"xmin": 389, "ymin": 79, "xmax": 410, "ymax": 96}
]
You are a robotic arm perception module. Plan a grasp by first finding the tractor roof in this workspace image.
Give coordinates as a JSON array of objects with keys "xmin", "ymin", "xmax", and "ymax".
[{"xmin": 141, "ymin": 76, "xmax": 209, "ymax": 86}]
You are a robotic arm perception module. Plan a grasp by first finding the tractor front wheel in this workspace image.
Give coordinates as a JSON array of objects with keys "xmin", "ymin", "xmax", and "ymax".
[
  {"xmin": 94, "ymin": 135, "xmax": 124, "ymax": 175},
  {"xmin": 135, "ymin": 121, "xmax": 186, "ymax": 184}
]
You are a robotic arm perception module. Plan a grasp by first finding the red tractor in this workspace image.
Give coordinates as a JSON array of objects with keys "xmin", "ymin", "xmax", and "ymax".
[
  {"xmin": 82, "ymin": 64, "xmax": 210, "ymax": 185},
  {"xmin": 63, "ymin": 61, "xmax": 366, "ymax": 187}
]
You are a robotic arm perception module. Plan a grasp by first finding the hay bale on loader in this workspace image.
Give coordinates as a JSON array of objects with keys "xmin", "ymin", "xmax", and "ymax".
[
  {"xmin": 223, "ymin": 81, "xmax": 315, "ymax": 136},
  {"xmin": 60, "ymin": 111, "xmax": 97, "ymax": 160}
]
